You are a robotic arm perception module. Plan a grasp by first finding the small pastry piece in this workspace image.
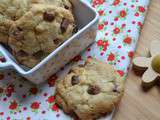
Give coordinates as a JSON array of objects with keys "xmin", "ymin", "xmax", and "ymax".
[
  {"xmin": 133, "ymin": 40, "xmax": 160, "ymax": 88},
  {"xmin": 55, "ymin": 59, "xmax": 124, "ymax": 120}
]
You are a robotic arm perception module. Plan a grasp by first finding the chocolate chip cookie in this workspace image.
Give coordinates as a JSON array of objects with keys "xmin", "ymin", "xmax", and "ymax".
[
  {"xmin": 0, "ymin": 0, "xmax": 75, "ymax": 68},
  {"xmin": 55, "ymin": 59, "xmax": 124, "ymax": 120},
  {"xmin": 0, "ymin": 0, "xmax": 72, "ymax": 43},
  {"xmin": 8, "ymin": 4, "xmax": 75, "ymax": 67}
]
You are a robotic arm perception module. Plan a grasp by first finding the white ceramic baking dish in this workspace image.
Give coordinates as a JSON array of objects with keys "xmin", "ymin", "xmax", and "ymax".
[{"xmin": 0, "ymin": 0, "xmax": 99, "ymax": 84}]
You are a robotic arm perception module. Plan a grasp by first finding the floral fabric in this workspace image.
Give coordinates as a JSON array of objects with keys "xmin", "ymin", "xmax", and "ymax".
[{"xmin": 0, "ymin": 0, "xmax": 150, "ymax": 120}]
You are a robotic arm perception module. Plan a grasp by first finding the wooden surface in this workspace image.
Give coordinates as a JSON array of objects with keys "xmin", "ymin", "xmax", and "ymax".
[{"xmin": 113, "ymin": 0, "xmax": 160, "ymax": 120}]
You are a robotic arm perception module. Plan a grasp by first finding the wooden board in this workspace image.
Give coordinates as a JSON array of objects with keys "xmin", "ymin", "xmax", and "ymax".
[{"xmin": 113, "ymin": 0, "xmax": 160, "ymax": 120}]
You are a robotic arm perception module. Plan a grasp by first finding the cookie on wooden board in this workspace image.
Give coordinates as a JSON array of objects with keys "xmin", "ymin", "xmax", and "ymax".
[{"xmin": 55, "ymin": 58, "xmax": 124, "ymax": 120}]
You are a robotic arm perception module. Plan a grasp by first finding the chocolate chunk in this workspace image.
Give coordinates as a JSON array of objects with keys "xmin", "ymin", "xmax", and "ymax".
[
  {"xmin": 113, "ymin": 83, "xmax": 119, "ymax": 93},
  {"xmin": 87, "ymin": 85, "xmax": 100, "ymax": 95},
  {"xmin": 70, "ymin": 111, "xmax": 79, "ymax": 120},
  {"xmin": 71, "ymin": 75, "xmax": 80, "ymax": 85},
  {"xmin": 12, "ymin": 16, "xmax": 17, "ymax": 21},
  {"xmin": 43, "ymin": 12, "xmax": 55, "ymax": 22},
  {"xmin": 17, "ymin": 50, "xmax": 29, "ymax": 57},
  {"xmin": 68, "ymin": 69, "xmax": 74, "ymax": 74},
  {"xmin": 64, "ymin": 5, "xmax": 69, "ymax": 9},
  {"xmin": 61, "ymin": 19, "xmax": 70, "ymax": 33},
  {"xmin": 17, "ymin": 27, "xmax": 23, "ymax": 31},
  {"xmin": 53, "ymin": 38, "xmax": 60, "ymax": 45},
  {"xmin": 12, "ymin": 27, "xmax": 24, "ymax": 41},
  {"xmin": 72, "ymin": 26, "xmax": 78, "ymax": 34},
  {"xmin": 33, "ymin": 50, "xmax": 44, "ymax": 59},
  {"xmin": 0, "ymin": 57, "xmax": 6, "ymax": 63}
]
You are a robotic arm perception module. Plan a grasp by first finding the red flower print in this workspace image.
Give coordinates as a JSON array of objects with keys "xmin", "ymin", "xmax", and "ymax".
[
  {"xmin": 120, "ymin": 10, "xmax": 127, "ymax": 18},
  {"xmin": 30, "ymin": 87, "xmax": 38, "ymax": 95},
  {"xmin": 138, "ymin": 22, "xmax": 143, "ymax": 28},
  {"xmin": 121, "ymin": 23, "xmax": 126, "ymax": 28},
  {"xmin": 114, "ymin": 17, "xmax": 119, "ymax": 21},
  {"xmin": 132, "ymin": 21, "xmax": 136, "ymax": 24},
  {"xmin": 93, "ymin": 0, "xmax": 104, "ymax": 7},
  {"xmin": 104, "ymin": 21, "xmax": 108, "ymax": 25},
  {"xmin": 97, "ymin": 40, "xmax": 109, "ymax": 51},
  {"xmin": 51, "ymin": 104, "xmax": 59, "ymax": 112},
  {"xmin": 31, "ymin": 102, "xmax": 40, "ymax": 110},
  {"xmin": 113, "ymin": 0, "xmax": 120, "ymax": 6},
  {"xmin": 87, "ymin": 56, "xmax": 92, "ymax": 59},
  {"xmin": 43, "ymin": 93, "xmax": 48, "ymax": 97},
  {"xmin": 127, "ymin": 30, "xmax": 131, "ymax": 33},
  {"xmin": 0, "ymin": 74, "xmax": 4, "ymax": 80},
  {"xmin": 23, "ymin": 107, "xmax": 27, "ymax": 111},
  {"xmin": 98, "ymin": 10, "xmax": 104, "ymax": 16},
  {"xmin": 109, "ymin": 10, "xmax": 112, "ymax": 14},
  {"xmin": 107, "ymin": 53, "xmax": 115, "ymax": 61},
  {"xmin": 102, "ymin": 41, "xmax": 109, "ymax": 48},
  {"xmin": 0, "ymin": 112, "xmax": 4, "ymax": 115},
  {"xmin": 118, "ymin": 45, "xmax": 121, "ymax": 49},
  {"xmin": 97, "ymin": 39, "xmax": 103, "ymax": 46},
  {"xmin": 98, "ymin": 24, "xmax": 104, "ymax": 30},
  {"xmin": 0, "ymin": 57, "xmax": 6, "ymax": 63},
  {"xmin": 123, "ymin": 37, "xmax": 132, "ymax": 44},
  {"xmin": 26, "ymin": 117, "xmax": 31, "ymax": 120},
  {"xmin": 117, "ymin": 70, "xmax": 124, "ymax": 77},
  {"xmin": 47, "ymin": 95, "xmax": 55, "ymax": 103},
  {"xmin": 48, "ymin": 74, "xmax": 57, "ymax": 87},
  {"xmin": 100, "ymin": 52, "xmax": 104, "ymax": 56},
  {"xmin": 72, "ymin": 55, "xmax": 81, "ymax": 62},
  {"xmin": 7, "ymin": 117, "xmax": 10, "ymax": 120},
  {"xmin": 9, "ymin": 101, "xmax": 18, "ymax": 110},
  {"xmin": 87, "ymin": 48, "xmax": 91, "ymax": 52},
  {"xmin": 123, "ymin": 2, "xmax": 127, "ymax": 6},
  {"xmin": 128, "ymin": 51, "xmax": 134, "ymax": 58},
  {"xmin": 22, "ymin": 94, "xmax": 26, "ymax": 99},
  {"xmin": 113, "ymin": 27, "xmax": 120, "ymax": 34},
  {"xmin": 6, "ymin": 84, "xmax": 14, "ymax": 93},
  {"xmin": 121, "ymin": 56, "xmax": 125, "ymax": 60},
  {"xmin": 135, "ymin": 12, "xmax": 139, "ymax": 17},
  {"xmin": 5, "ymin": 84, "xmax": 14, "ymax": 97},
  {"xmin": 131, "ymin": 5, "xmax": 135, "ymax": 8},
  {"xmin": 138, "ymin": 6, "xmax": 145, "ymax": 13},
  {"xmin": 103, "ymin": 46, "xmax": 107, "ymax": 51},
  {"xmin": 111, "ymin": 22, "xmax": 114, "ymax": 26}
]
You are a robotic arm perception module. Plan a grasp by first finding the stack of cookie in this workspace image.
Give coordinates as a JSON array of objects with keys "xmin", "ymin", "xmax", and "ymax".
[
  {"xmin": 55, "ymin": 59, "xmax": 124, "ymax": 120},
  {"xmin": 0, "ymin": 0, "xmax": 75, "ymax": 68}
]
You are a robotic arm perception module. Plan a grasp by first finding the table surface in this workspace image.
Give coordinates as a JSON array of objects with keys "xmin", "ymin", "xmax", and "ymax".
[{"xmin": 113, "ymin": 0, "xmax": 160, "ymax": 120}]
